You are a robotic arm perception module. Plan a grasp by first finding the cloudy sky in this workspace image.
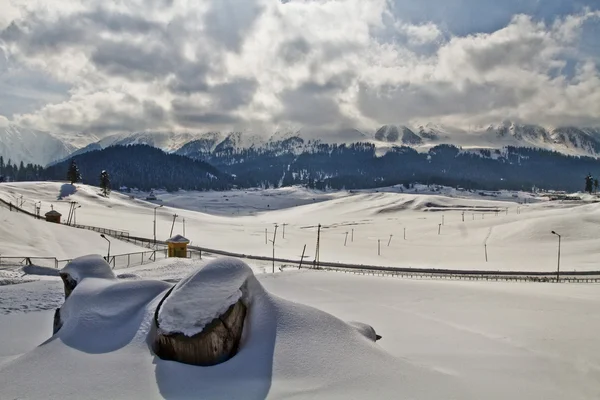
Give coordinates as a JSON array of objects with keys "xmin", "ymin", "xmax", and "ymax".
[{"xmin": 0, "ymin": 0, "xmax": 599, "ymax": 139}]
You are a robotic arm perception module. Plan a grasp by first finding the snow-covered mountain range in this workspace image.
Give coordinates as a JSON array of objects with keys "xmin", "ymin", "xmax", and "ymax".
[
  {"xmin": 0, "ymin": 124, "xmax": 76, "ymax": 166},
  {"xmin": 3, "ymin": 121, "xmax": 600, "ymax": 166},
  {"xmin": 376, "ymin": 122, "xmax": 600, "ymax": 156}
]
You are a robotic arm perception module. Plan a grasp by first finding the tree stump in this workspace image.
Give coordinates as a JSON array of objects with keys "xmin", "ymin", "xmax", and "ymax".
[
  {"xmin": 59, "ymin": 273, "xmax": 77, "ymax": 299},
  {"xmin": 53, "ymin": 308, "xmax": 63, "ymax": 334},
  {"xmin": 150, "ymin": 289, "xmax": 247, "ymax": 367}
]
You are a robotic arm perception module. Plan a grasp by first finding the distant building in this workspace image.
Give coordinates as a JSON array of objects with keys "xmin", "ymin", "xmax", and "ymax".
[
  {"xmin": 45, "ymin": 210, "xmax": 62, "ymax": 224},
  {"xmin": 166, "ymin": 235, "xmax": 190, "ymax": 258},
  {"xmin": 146, "ymin": 190, "xmax": 157, "ymax": 201}
]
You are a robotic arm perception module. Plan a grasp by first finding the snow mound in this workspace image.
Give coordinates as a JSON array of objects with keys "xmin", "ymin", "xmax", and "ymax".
[
  {"xmin": 61, "ymin": 254, "xmax": 116, "ymax": 282},
  {"xmin": 158, "ymin": 257, "xmax": 252, "ymax": 336},
  {"xmin": 0, "ymin": 256, "xmax": 470, "ymax": 399},
  {"xmin": 347, "ymin": 321, "xmax": 381, "ymax": 341}
]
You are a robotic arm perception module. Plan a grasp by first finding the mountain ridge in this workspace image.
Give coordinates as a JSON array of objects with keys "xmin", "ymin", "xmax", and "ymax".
[{"xmin": 5, "ymin": 121, "xmax": 600, "ymax": 166}]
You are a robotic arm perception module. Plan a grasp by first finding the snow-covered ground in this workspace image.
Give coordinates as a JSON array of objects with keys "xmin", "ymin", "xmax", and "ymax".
[
  {"xmin": 1, "ymin": 182, "xmax": 599, "ymax": 399},
  {"xmin": 0, "ymin": 181, "xmax": 598, "ymax": 272},
  {"xmin": 1, "ymin": 257, "xmax": 599, "ymax": 399}
]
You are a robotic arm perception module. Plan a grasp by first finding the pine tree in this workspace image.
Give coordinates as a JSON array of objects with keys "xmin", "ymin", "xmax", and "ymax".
[
  {"xmin": 99, "ymin": 170, "xmax": 111, "ymax": 196},
  {"xmin": 585, "ymin": 174, "xmax": 594, "ymax": 194},
  {"xmin": 67, "ymin": 160, "xmax": 81, "ymax": 184}
]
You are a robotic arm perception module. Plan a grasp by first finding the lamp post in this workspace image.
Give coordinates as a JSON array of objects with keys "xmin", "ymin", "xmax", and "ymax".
[
  {"xmin": 551, "ymin": 231, "xmax": 561, "ymax": 283},
  {"xmin": 100, "ymin": 234, "xmax": 111, "ymax": 263},
  {"xmin": 153, "ymin": 205, "xmax": 163, "ymax": 247},
  {"xmin": 73, "ymin": 205, "xmax": 81, "ymax": 225}
]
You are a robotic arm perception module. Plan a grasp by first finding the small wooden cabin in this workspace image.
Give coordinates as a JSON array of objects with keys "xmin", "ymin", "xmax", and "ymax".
[
  {"xmin": 166, "ymin": 235, "xmax": 190, "ymax": 258},
  {"xmin": 45, "ymin": 210, "xmax": 62, "ymax": 224}
]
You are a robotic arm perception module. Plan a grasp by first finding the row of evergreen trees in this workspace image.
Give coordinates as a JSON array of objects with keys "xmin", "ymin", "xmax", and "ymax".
[
  {"xmin": 0, "ymin": 156, "xmax": 44, "ymax": 182},
  {"xmin": 5, "ymin": 143, "xmax": 600, "ymax": 193}
]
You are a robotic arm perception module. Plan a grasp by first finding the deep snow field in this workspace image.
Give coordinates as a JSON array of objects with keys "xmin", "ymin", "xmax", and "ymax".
[
  {"xmin": 0, "ymin": 181, "xmax": 599, "ymax": 399},
  {"xmin": 1, "ymin": 181, "xmax": 599, "ymax": 272}
]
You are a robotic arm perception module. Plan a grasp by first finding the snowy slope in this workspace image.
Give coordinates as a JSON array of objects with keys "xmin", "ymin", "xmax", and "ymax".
[
  {"xmin": 0, "ymin": 207, "xmax": 148, "ymax": 259},
  {"xmin": 1, "ymin": 258, "xmax": 599, "ymax": 399},
  {"xmin": 0, "ymin": 124, "xmax": 76, "ymax": 166},
  {"xmin": 1, "ymin": 181, "xmax": 599, "ymax": 273},
  {"xmin": 0, "ymin": 257, "xmax": 471, "ymax": 399}
]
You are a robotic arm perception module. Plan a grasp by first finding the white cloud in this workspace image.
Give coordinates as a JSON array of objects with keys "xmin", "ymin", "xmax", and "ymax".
[
  {"xmin": 0, "ymin": 0, "xmax": 599, "ymax": 141},
  {"xmin": 0, "ymin": 114, "xmax": 9, "ymax": 128},
  {"xmin": 396, "ymin": 21, "xmax": 442, "ymax": 45}
]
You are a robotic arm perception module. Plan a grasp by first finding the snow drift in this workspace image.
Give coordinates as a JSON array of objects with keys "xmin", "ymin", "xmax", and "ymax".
[{"xmin": 0, "ymin": 255, "xmax": 469, "ymax": 399}]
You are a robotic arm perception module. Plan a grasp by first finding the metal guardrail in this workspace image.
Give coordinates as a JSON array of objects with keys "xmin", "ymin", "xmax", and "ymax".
[
  {"xmin": 0, "ymin": 250, "xmax": 165, "ymax": 271},
  {"xmin": 71, "ymin": 224, "xmax": 130, "ymax": 239},
  {"xmin": 3, "ymin": 192, "xmax": 599, "ymax": 283},
  {"xmin": 120, "ymin": 235, "xmax": 600, "ymax": 283},
  {"xmin": 0, "ymin": 197, "xmax": 41, "ymax": 218}
]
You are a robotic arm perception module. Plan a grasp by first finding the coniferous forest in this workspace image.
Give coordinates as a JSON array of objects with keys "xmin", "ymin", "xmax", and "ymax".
[{"xmin": 3, "ymin": 142, "xmax": 600, "ymax": 193}]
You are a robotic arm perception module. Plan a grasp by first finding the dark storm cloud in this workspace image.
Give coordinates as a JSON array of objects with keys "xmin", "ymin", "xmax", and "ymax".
[
  {"xmin": 171, "ymin": 100, "xmax": 241, "ymax": 127},
  {"xmin": 91, "ymin": 40, "xmax": 181, "ymax": 79},
  {"xmin": 356, "ymin": 81, "xmax": 525, "ymax": 122},
  {"xmin": 54, "ymin": 98, "xmax": 167, "ymax": 135},
  {"xmin": 167, "ymin": 63, "xmax": 212, "ymax": 95},
  {"xmin": 212, "ymin": 79, "xmax": 258, "ymax": 110},
  {"xmin": 279, "ymin": 38, "xmax": 311, "ymax": 65},
  {"xmin": 203, "ymin": 0, "xmax": 265, "ymax": 52},
  {"xmin": 277, "ymin": 86, "xmax": 349, "ymax": 126}
]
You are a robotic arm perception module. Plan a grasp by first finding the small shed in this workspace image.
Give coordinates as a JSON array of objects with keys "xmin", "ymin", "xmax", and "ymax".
[
  {"xmin": 45, "ymin": 210, "xmax": 62, "ymax": 224},
  {"xmin": 166, "ymin": 235, "xmax": 190, "ymax": 258}
]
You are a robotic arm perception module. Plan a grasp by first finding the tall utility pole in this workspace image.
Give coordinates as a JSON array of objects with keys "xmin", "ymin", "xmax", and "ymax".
[
  {"xmin": 269, "ymin": 225, "xmax": 278, "ymax": 273},
  {"xmin": 170, "ymin": 214, "xmax": 178, "ymax": 238},
  {"xmin": 442, "ymin": 215, "xmax": 445, "ymax": 226},
  {"xmin": 73, "ymin": 205, "xmax": 81, "ymax": 225},
  {"xmin": 388, "ymin": 234, "xmax": 393, "ymax": 246},
  {"xmin": 551, "ymin": 231, "xmax": 561, "ymax": 282},
  {"xmin": 351, "ymin": 228, "xmax": 354, "ymax": 242},
  {"xmin": 438, "ymin": 224, "xmax": 442, "ymax": 235},
  {"xmin": 182, "ymin": 218, "xmax": 186, "ymax": 237},
  {"xmin": 314, "ymin": 224, "xmax": 321, "ymax": 269},
  {"xmin": 282, "ymin": 223, "xmax": 288, "ymax": 239},
  {"xmin": 344, "ymin": 232, "xmax": 349, "ymax": 246}
]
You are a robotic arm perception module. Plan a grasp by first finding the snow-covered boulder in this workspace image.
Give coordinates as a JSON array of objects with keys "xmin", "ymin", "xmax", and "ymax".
[
  {"xmin": 151, "ymin": 258, "xmax": 252, "ymax": 366},
  {"xmin": 0, "ymin": 255, "xmax": 471, "ymax": 399},
  {"xmin": 59, "ymin": 254, "xmax": 116, "ymax": 298},
  {"xmin": 347, "ymin": 321, "xmax": 382, "ymax": 342}
]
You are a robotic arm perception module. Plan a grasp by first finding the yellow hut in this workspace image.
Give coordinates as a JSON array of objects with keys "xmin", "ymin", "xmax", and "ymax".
[
  {"xmin": 166, "ymin": 235, "xmax": 190, "ymax": 258},
  {"xmin": 45, "ymin": 210, "xmax": 62, "ymax": 224}
]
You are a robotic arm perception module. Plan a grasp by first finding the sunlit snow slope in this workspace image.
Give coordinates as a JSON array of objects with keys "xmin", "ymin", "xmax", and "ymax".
[{"xmin": 1, "ymin": 181, "xmax": 599, "ymax": 272}]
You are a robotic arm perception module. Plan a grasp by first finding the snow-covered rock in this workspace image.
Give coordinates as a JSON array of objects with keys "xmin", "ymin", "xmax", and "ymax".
[
  {"xmin": 157, "ymin": 257, "xmax": 251, "ymax": 336},
  {"xmin": 0, "ymin": 255, "xmax": 471, "ymax": 399},
  {"xmin": 61, "ymin": 254, "xmax": 116, "ymax": 283}
]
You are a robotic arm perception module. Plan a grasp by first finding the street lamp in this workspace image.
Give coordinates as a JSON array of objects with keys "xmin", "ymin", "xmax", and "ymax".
[
  {"xmin": 551, "ymin": 231, "xmax": 561, "ymax": 283},
  {"xmin": 100, "ymin": 234, "xmax": 111, "ymax": 263},
  {"xmin": 73, "ymin": 205, "xmax": 81, "ymax": 225},
  {"xmin": 153, "ymin": 205, "xmax": 163, "ymax": 247}
]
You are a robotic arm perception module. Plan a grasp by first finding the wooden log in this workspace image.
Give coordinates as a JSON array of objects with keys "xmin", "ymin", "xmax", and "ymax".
[
  {"xmin": 59, "ymin": 273, "xmax": 77, "ymax": 299},
  {"xmin": 53, "ymin": 308, "xmax": 63, "ymax": 334},
  {"xmin": 151, "ymin": 290, "xmax": 247, "ymax": 367}
]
